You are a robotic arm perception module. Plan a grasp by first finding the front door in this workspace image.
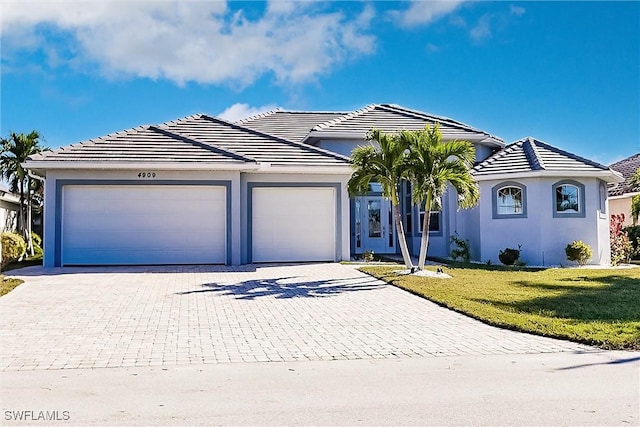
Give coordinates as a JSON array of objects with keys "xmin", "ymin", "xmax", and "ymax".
[{"xmin": 355, "ymin": 196, "xmax": 396, "ymax": 254}]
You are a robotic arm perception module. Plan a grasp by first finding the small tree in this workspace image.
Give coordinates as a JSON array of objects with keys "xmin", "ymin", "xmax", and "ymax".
[
  {"xmin": 610, "ymin": 213, "xmax": 632, "ymax": 266},
  {"xmin": 0, "ymin": 131, "xmax": 47, "ymax": 256},
  {"xmin": 404, "ymin": 125, "xmax": 479, "ymax": 270}
]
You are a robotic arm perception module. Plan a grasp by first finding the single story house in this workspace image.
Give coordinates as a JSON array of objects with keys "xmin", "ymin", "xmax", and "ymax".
[
  {"xmin": 0, "ymin": 185, "xmax": 20, "ymax": 232},
  {"xmin": 24, "ymin": 104, "xmax": 623, "ymax": 267},
  {"xmin": 608, "ymin": 153, "xmax": 640, "ymax": 227}
]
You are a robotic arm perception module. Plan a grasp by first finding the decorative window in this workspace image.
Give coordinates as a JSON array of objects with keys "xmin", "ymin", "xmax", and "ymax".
[
  {"xmin": 598, "ymin": 181, "xmax": 607, "ymax": 217},
  {"xmin": 497, "ymin": 187, "xmax": 523, "ymax": 215},
  {"xmin": 552, "ymin": 180, "xmax": 585, "ymax": 218},
  {"xmin": 492, "ymin": 182, "xmax": 527, "ymax": 219}
]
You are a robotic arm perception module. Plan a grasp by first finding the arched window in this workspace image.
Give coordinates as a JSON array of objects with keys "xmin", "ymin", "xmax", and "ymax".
[
  {"xmin": 492, "ymin": 182, "xmax": 527, "ymax": 218},
  {"xmin": 552, "ymin": 180, "xmax": 585, "ymax": 218},
  {"xmin": 497, "ymin": 186, "xmax": 523, "ymax": 215}
]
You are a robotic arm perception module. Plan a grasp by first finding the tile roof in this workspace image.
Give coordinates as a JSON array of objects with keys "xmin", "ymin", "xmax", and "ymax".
[
  {"xmin": 237, "ymin": 104, "xmax": 504, "ymax": 147},
  {"xmin": 308, "ymin": 104, "xmax": 504, "ymax": 146},
  {"xmin": 473, "ymin": 137, "xmax": 613, "ymax": 178},
  {"xmin": 608, "ymin": 153, "xmax": 640, "ymax": 196},
  {"xmin": 237, "ymin": 110, "xmax": 346, "ymax": 142},
  {"xmin": 27, "ymin": 115, "xmax": 351, "ymax": 168}
]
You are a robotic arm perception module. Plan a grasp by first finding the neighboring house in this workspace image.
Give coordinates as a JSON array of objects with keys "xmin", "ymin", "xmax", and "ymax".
[
  {"xmin": 608, "ymin": 153, "xmax": 640, "ymax": 227},
  {"xmin": 24, "ymin": 104, "xmax": 623, "ymax": 267},
  {"xmin": 0, "ymin": 185, "xmax": 19, "ymax": 232}
]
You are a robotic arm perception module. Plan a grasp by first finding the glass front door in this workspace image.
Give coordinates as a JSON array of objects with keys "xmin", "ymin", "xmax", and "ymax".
[{"xmin": 355, "ymin": 196, "xmax": 396, "ymax": 254}]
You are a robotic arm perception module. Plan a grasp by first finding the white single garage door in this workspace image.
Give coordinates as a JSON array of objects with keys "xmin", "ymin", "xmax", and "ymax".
[
  {"xmin": 252, "ymin": 187, "xmax": 336, "ymax": 262},
  {"xmin": 62, "ymin": 185, "xmax": 226, "ymax": 265}
]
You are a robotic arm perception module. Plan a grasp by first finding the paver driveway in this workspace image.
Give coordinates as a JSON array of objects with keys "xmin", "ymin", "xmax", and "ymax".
[{"xmin": 1, "ymin": 263, "xmax": 591, "ymax": 371}]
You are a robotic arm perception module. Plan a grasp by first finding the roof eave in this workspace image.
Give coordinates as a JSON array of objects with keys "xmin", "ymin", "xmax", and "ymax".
[
  {"xmin": 250, "ymin": 164, "xmax": 352, "ymax": 175},
  {"xmin": 306, "ymin": 130, "xmax": 498, "ymax": 144},
  {"xmin": 608, "ymin": 191, "xmax": 640, "ymax": 200},
  {"xmin": 22, "ymin": 160, "xmax": 260, "ymax": 172},
  {"xmin": 473, "ymin": 169, "xmax": 624, "ymax": 183}
]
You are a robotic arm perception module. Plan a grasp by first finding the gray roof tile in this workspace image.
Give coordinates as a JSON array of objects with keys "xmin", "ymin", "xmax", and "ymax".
[
  {"xmin": 237, "ymin": 110, "xmax": 346, "ymax": 142},
  {"xmin": 27, "ymin": 115, "xmax": 351, "ymax": 168},
  {"xmin": 238, "ymin": 104, "xmax": 504, "ymax": 147},
  {"xmin": 309, "ymin": 104, "xmax": 504, "ymax": 145},
  {"xmin": 609, "ymin": 153, "xmax": 640, "ymax": 196},
  {"xmin": 473, "ymin": 137, "xmax": 612, "ymax": 177}
]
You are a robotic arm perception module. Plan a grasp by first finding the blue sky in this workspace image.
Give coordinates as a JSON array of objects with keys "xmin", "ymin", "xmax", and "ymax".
[{"xmin": 1, "ymin": 1, "xmax": 638, "ymax": 165}]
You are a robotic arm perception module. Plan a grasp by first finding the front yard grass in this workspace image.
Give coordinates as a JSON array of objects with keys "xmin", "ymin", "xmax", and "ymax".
[
  {"xmin": 0, "ymin": 275, "xmax": 24, "ymax": 297},
  {"xmin": 360, "ymin": 265, "xmax": 640, "ymax": 350}
]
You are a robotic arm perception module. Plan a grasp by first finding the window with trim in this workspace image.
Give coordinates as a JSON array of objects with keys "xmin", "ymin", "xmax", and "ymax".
[
  {"xmin": 404, "ymin": 181, "xmax": 412, "ymax": 233},
  {"xmin": 492, "ymin": 182, "xmax": 527, "ymax": 219},
  {"xmin": 418, "ymin": 201, "xmax": 441, "ymax": 233},
  {"xmin": 552, "ymin": 180, "xmax": 585, "ymax": 218},
  {"xmin": 497, "ymin": 186, "xmax": 523, "ymax": 215}
]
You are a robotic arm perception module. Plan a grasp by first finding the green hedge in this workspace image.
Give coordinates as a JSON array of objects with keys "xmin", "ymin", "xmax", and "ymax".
[{"xmin": 625, "ymin": 226, "xmax": 640, "ymax": 260}]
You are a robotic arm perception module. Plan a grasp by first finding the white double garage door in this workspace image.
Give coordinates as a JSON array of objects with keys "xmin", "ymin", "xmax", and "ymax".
[{"xmin": 61, "ymin": 184, "xmax": 337, "ymax": 265}]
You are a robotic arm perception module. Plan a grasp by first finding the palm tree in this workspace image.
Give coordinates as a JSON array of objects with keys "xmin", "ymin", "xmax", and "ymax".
[
  {"xmin": 0, "ymin": 131, "xmax": 47, "ymax": 255},
  {"xmin": 347, "ymin": 129, "xmax": 413, "ymax": 269},
  {"xmin": 405, "ymin": 124, "xmax": 479, "ymax": 270}
]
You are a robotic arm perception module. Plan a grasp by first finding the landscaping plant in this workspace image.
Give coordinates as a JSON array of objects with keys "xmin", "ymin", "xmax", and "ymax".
[
  {"xmin": 1, "ymin": 232, "xmax": 26, "ymax": 267},
  {"xmin": 610, "ymin": 213, "xmax": 632, "ymax": 266},
  {"xmin": 450, "ymin": 232, "xmax": 471, "ymax": 263},
  {"xmin": 624, "ymin": 225, "xmax": 640, "ymax": 260},
  {"xmin": 565, "ymin": 240, "xmax": 592, "ymax": 265},
  {"xmin": 498, "ymin": 245, "xmax": 521, "ymax": 266}
]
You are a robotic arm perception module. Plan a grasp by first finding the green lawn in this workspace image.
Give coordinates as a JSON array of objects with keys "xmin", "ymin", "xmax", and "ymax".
[
  {"xmin": 0, "ymin": 275, "xmax": 24, "ymax": 297},
  {"xmin": 360, "ymin": 264, "xmax": 640, "ymax": 350}
]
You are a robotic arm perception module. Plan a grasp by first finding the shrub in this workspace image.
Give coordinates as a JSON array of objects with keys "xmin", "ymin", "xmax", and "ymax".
[
  {"xmin": 362, "ymin": 250, "xmax": 374, "ymax": 262},
  {"xmin": 30, "ymin": 232, "xmax": 43, "ymax": 258},
  {"xmin": 565, "ymin": 240, "xmax": 592, "ymax": 266},
  {"xmin": 1, "ymin": 232, "xmax": 26, "ymax": 267},
  {"xmin": 450, "ymin": 232, "xmax": 471, "ymax": 263},
  {"xmin": 624, "ymin": 226, "xmax": 640, "ymax": 260},
  {"xmin": 610, "ymin": 214, "xmax": 632, "ymax": 266},
  {"xmin": 498, "ymin": 245, "xmax": 521, "ymax": 266}
]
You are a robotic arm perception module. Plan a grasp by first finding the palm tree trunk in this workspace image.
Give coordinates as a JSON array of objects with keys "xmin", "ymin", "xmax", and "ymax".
[
  {"xmin": 26, "ymin": 177, "xmax": 34, "ymax": 256},
  {"xmin": 417, "ymin": 193, "xmax": 433, "ymax": 270},
  {"xmin": 390, "ymin": 188, "xmax": 413, "ymax": 269},
  {"xmin": 19, "ymin": 178, "xmax": 25, "ymax": 238},
  {"xmin": 392, "ymin": 203, "xmax": 413, "ymax": 269}
]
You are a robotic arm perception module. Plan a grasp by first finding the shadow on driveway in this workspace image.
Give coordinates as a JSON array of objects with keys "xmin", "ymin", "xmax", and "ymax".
[{"xmin": 177, "ymin": 276, "xmax": 384, "ymax": 299}]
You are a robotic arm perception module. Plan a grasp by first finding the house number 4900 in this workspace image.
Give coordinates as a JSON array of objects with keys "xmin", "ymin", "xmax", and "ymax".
[{"xmin": 137, "ymin": 172, "xmax": 156, "ymax": 178}]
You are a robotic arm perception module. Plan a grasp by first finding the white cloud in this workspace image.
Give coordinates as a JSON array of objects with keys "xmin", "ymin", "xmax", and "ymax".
[
  {"xmin": 470, "ymin": 14, "xmax": 492, "ymax": 41},
  {"xmin": 1, "ymin": 1, "xmax": 375, "ymax": 87},
  {"xmin": 388, "ymin": 1, "xmax": 464, "ymax": 28},
  {"xmin": 218, "ymin": 103, "xmax": 279, "ymax": 122},
  {"xmin": 510, "ymin": 5, "xmax": 526, "ymax": 16}
]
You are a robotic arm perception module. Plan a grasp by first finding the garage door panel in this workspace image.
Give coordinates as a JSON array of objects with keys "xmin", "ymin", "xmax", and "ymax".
[
  {"xmin": 252, "ymin": 187, "xmax": 336, "ymax": 263},
  {"xmin": 62, "ymin": 185, "xmax": 226, "ymax": 265}
]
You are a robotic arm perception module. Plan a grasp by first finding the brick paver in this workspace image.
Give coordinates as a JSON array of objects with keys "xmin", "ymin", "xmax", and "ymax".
[{"xmin": 0, "ymin": 263, "xmax": 591, "ymax": 371}]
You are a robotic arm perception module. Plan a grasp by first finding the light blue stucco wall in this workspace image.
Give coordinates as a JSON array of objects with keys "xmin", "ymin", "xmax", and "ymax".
[{"xmin": 478, "ymin": 176, "xmax": 610, "ymax": 266}]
